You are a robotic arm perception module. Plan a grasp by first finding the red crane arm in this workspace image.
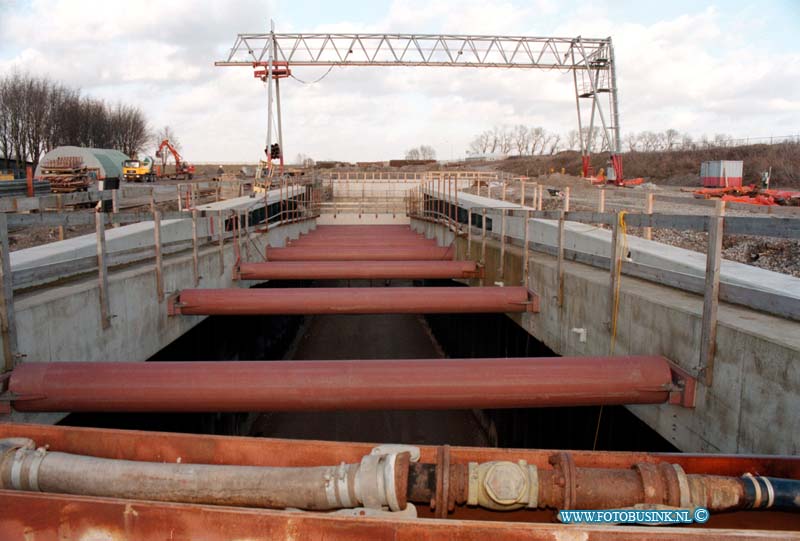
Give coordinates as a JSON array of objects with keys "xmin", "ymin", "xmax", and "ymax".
[{"xmin": 157, "ymin": 139, "xmax": 183, "ymax": 166}]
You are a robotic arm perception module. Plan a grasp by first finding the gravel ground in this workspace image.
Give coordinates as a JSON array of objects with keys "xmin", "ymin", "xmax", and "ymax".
[{"xmin": 500, "ymin": 173, "xmax": 800, "ymax": 278}]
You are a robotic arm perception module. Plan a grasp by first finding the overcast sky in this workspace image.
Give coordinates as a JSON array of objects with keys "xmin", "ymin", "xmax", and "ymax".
[{"xmin": 1, "ymin": 0, "xmax": 798, "ymax": 162}]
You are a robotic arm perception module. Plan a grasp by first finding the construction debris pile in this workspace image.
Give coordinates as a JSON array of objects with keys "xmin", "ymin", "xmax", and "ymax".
[
  {"xmin": 694, "ymin": 185, "xmax": 800, "ymax": 207},
  {"xmin": 38, "ymin": 156, "xmax": 95, "ymax": 193}
]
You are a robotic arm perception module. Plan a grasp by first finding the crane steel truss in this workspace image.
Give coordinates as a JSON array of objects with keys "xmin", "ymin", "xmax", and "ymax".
[{"xmin": 216, "ymin": 28, "xmax": 622, "ymax": 179}]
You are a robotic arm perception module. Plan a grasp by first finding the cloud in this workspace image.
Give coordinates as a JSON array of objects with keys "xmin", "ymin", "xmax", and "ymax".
[{"xmin": 1, "ymin": 0, "xmax": 797, "ymax": 162}]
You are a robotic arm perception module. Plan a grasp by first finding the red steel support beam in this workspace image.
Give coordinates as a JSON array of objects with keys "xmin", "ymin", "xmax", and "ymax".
[
  {"xmin": 289, "ymin": 238, "xmax": 437, "ymax": 247},
  {"xmin": 300, "ymin": 232, "xmax": 427, "ymax": 240},
  {"xmin": 169, "ymin": 286, "xmax": 537, "ymax": 315},
  {"xmin": 267, "ymin": 246, "xmax": 454, "ymax": 261},
  {"xmin": 9, "ymin": 356, "xmax": 674, "ymax": 412},
  {"xmin": 236, "ymin": 260, "xmax": 482, "ymax": 280}
]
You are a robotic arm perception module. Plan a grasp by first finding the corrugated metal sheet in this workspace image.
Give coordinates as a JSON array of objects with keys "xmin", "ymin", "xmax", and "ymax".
[
  {"xmin": 701, "ymin": 161, "xmax": 743, "ymax": 178},
  {"xmin": 701, "ymin": 160, "xmax": 744, "ymax": 187},
  {"xmin": 34, "ymin": 146, "xmax": 130, "ymax": 180}
]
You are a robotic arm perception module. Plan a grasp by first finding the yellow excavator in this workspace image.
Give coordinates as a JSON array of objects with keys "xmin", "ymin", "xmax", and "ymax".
[{"xmin": 122, "ymin": 155, "xmax": 156, "ymax": 182}]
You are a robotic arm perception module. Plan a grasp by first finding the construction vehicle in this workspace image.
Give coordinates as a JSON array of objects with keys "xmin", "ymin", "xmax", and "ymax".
[
  {"xmin": 122, "ymin": 156, "xmax": 156, "ymax": 182},
  {"xmin": 155, "ymin": 139, "xmax": 195, "ymax": 180}
]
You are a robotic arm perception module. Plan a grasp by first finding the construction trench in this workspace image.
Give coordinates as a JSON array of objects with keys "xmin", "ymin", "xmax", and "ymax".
[{"xmin": 2, "ymin": 216, "xmax": 800, "ymax": 541}]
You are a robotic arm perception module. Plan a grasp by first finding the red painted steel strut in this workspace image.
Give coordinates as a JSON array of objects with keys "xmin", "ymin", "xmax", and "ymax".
[
  {"xmin": 169, "ymin": 286, "xmax": 537, "ymax": 315},
  {"xmin": 9, "ymin": 357, "xmax": 676, "ymax": 412},
  {"xmin": 236, "ymin": 260, "xmax": 482, "ymax": 280},
  {"xmin": 289, "ymin": 238, "xmax": 438, "ymax": 247},
  {"xmin": 267, "ymin": 246, "xmax": 453, "ymax": 261}
]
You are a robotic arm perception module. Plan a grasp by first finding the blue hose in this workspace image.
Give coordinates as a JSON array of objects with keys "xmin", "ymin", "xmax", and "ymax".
[{"xmin": 742, "ymin": 476, "xmax": 800, "ymax": 510}]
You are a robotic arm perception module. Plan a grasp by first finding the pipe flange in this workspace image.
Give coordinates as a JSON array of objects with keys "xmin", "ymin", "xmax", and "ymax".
[
  {"xmin": 356, "ymin": 447, "xmax": 417, "ymax": 512},
  {"xmin": 549, "ymin": 452, "xmax": 577, "ymax": 510},
  {"xmin": 658, "ymin": 462, "xmax": 682, "ymax": 507},
  {"xmin": 672, "ymin": 463, "xmax": 691, "ymax": 508},
  {"xmin": 634, "ymin": 463, "xmax": 664, "ymax": 504}
]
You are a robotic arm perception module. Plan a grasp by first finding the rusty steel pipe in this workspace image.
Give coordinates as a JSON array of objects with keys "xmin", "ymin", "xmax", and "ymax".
[
  {"xmin": 268, "ymin": 246, "xmax": 453, "ymax": 261},
  {"xmin": 289, "ymin": 238, "xmax": 438, "ymax": 247},
  {"xmin": 303, "ymin": 227, "xmax": 421, "ymax": 238},
  {"xmin": 300, "ymin": 232, "xmax": 427, "ymax": 240},
  {"xmin": 9, "ymin": 357, "xmax": 672, "ymax": 413},
  {"xmin": 313, "ymin": 225, "xmax": 413, "ymax": 232},
  {"xmin": 170, "ymin": 286, "xmax": 532, "ymax": 315},
  {"xmin": 237, "ymin": 260, "xmax": 480, "ymax": 280}
]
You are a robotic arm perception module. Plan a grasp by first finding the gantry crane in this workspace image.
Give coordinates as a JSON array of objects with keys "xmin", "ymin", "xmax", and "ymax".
[{"xmin": 216, "ymin": 23, "xmax": 625, "ymax": 184}]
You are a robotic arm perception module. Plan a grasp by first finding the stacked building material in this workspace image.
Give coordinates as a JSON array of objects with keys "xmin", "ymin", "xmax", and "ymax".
[{"xmin": 39, "ymin": 156, "xmax": 96, "ymax": 193}]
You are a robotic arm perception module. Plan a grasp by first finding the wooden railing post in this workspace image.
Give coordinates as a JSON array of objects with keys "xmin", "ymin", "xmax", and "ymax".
[
  {"xmin": 467, "ymin": 207, "xmax": 472, "ymax": 259},
  {"xmin": 95, "ymin": 212, "xmax": 111, "ymax": 329},
  {"xmin": 111, "ymin": 189, "xmax": 120, "ymax": 228},
  {"xmin": 153, "ymin": 210, "xmax": 164, "ymax": 302},
  {"xmin": 0, "ymin": 213, "xmax": 18, "ymax": 371},
  {"xmin": 218, "ymin": 211, "xmax": 225, "ymax": 275},
  {"xmin": 608, "ymin": 212, "xmax": 623, "ymax": 334},
  {"xmin": 644, "ymin": 193, "xmax": 654, "ymax": 240},
  {"xmin": 557, "ymin": 210, "xmax": 566, "ymax": 307},
  {"xmin": 522, "ymin": 210, "xmax": 530, "ymax": 287},
  {"xmin": 481, "ymin": 208, "xmax": 487, "ymax": 264},
  {"xmin": 499, "ymin": 209, "xmax": 506, "ymax": 280},
  {"xmin": 598, "ymin": 188, "xmax": 606, "ymax": 213},
  {"xmin": 191, "ymin": 209, "xmax": 200, "ymax": 286},
  {"xmin": 699, "ymin": 200, "xmax": 726, "ymax": 386},
  {"xmin": 56, "ymin": 194, "xmax": 65, "ymax": 240}
]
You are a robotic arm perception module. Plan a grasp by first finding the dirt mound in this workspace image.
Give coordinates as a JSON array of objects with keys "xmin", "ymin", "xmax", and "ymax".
[{"xmin": 497, "ymin": 143, "xmax": 800, "ymax": 188}]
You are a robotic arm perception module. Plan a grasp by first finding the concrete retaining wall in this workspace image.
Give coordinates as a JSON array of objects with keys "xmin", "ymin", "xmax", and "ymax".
[
  {"xmin": 412, "ymin": 218, "xmax": 800, "ymax": 454},
  {"xmin": 4, "ymin": 220, "xmax": 315, "ymax": 424}
]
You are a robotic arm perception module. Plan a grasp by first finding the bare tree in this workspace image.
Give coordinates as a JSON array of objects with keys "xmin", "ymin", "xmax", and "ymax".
[
  {"xmin": 418, "ymin": 145, "xmax": 436, "ymax": 160},
  {"xmin": 664, "ymin": 129, "xmax": 679, "ymax": 150},
  {"xmin": 546, "ymin": 134, "xmax": 561, "ymax": 155},
  {"xmin": 0, "ymin": 72, "xmax": 152, "ymax": 171},
  {"xmin": 110, "ymin": 104, "xmax": 149, "ymax": 157},
  {"xmin": 23, "ymin": 76, "xmax": 51, "ymax": 169},
  {"xmin": 0, "ymin": 77, "xmax": 10, "ymax": 170},
  {"xmin": 488, "ymin": 126, "xmax": 501, "ymax": 154},
  {"xmin": 499, "ymin": 126, "xmax": 513, "ymax": 154},
  {"xmin": 624, "ymin": 133, "xmax": 638, "ymax": 152},
  {"xmin": 468, "ymin": 131, "xmax": 491, "ymax": 155},
  {"xmin": 513, "ymin": 124, "xmax": 530, "ymax": 155},
  {"xmin": 713, "ymin": 133, "xmax": 732, "ymax": 148},
  {"xmin": 530, "ymin": 127, "xmax": 546, "ymax": 155},
  {"xmin": 153, "ymin": 126, "xmax": 180, "ymax": 150},
  {"xmin": 566, "ymin": 129, "xmax": 581, "ymax": 151},
  {"xmin": 405, "ymin": 145, "xmax": 436, "ymax": 160}
]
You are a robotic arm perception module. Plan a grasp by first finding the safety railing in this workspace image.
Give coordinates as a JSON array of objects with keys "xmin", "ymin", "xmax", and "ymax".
[
  {"xmin": 0, "ymin": 186, "xmax": 321, "ymax": 372},
  {"xmin": 176, "ymin": 180, "xmax": 254, "ymax": 211},
  {"xmin": 409, "ymin": 182, "xmax": 800, "ymax": 387}
]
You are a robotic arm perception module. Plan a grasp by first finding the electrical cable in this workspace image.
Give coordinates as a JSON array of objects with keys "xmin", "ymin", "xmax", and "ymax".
[
  {"xmin": 290, "ymin": 65, "xmax": 336, "ymax": 84},
  {"xmin": 594, "ymin": 210, "xmax": 628, "ymax": 451}
]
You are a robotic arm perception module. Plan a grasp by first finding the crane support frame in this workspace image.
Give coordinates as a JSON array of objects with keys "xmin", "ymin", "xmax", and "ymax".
[{"xmin": 216, "ymin": 27, "xmax": 622, "ymax": 178}]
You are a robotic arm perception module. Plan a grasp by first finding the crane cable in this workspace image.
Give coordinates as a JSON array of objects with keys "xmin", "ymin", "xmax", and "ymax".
[
  {"xmin": 593, "ymin": 210, "xmax": 628, "ymax": 451},
  {"xmin": 290, "ymin": 65, "xmax": 336, "ymax": 84}
]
